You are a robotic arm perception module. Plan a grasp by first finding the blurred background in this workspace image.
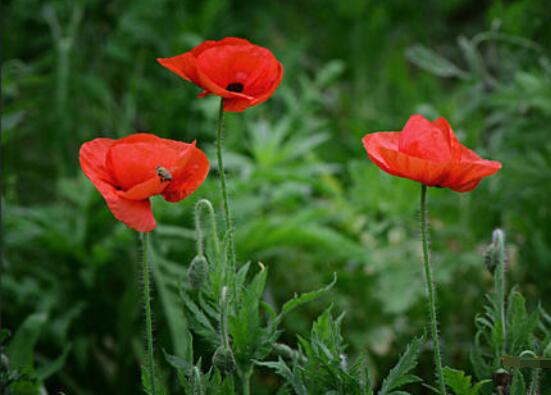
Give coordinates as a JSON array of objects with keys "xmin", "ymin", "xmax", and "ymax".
[{"xmin": 3, "ymin": 0, "xmax": 551, "ymax": 393}]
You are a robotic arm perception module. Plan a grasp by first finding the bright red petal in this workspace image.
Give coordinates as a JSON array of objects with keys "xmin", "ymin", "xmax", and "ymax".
[
  {"xmin": 191, "ymin": 37, "xmax": 251, "ymax": 57},
  {"xmin": 362, "ymin": 132, "xmax": 401, "ymax": 174},
  {"xmin": 163, "ymin": 144, "xmax": 210, "ymax": 202},
  {"xmin": 106, "ymin": 133, "xmax": 182, "ymax": 190},
  {"xmin": 443, "ymin": 157, "xmax": 502, "ymax": 192},
  {"xmin": 157, "ymin": 52, "xmax": 198, "ymax": 83},
  {"xmin": 80, "ymin": 138, "xmax": 156, "ymax": 232},
  {"xmin": 399, "ymin": 115, "xmax": 456, "ymax": 162},
  {"xmin": 377, "ymin": 147, "xmax": 450, "ymax": 186}
]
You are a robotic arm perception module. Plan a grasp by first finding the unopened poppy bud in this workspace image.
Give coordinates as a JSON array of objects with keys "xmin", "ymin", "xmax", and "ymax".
[
  {"xmin": 187, "ymin": 255, "xmax": 209, "ymax": 289},
  {"xmin": 212, "ymin": 346, "xmax": 236, "ymax": 374},
  {"xmin": 544, "ymin": 342, "xmax": 551, "ymax": 358}
]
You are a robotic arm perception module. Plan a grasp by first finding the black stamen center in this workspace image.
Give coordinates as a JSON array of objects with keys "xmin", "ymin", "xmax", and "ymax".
[{"xmin": 226, "ymin": 82, "xmax": 244, "ymax": 92}]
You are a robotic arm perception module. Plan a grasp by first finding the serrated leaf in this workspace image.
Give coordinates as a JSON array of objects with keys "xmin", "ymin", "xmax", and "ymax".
[
  {"xmin": 280, "ymin": 273, "xmax": 336, "ymax": 319},
  {"xmin": 378, "ymin": 336, "xmax": 423, "ymax": 395},
  {"xmin": 256, "ymin": 358, "xmax": 308, "ymax": 395}
]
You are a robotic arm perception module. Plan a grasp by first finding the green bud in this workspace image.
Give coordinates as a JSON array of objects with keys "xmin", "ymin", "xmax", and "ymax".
[
  {"xmin": 212, "ymin": 346, "xmax": 236, "ymax": 374},
  {"xmin": 187, "ymin": 255, "xmax": 209, "ymax": 289}
]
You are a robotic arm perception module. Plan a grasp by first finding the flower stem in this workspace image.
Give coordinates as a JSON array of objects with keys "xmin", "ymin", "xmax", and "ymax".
[
  {"xmin": 419, "ymin": 185, "xmax": 447, "ymax": 395},
  {"xmin": 216, "ymin": 98, "xmax": 236, "ymax": 269},
  {"xmin": 241, "ymin": 368, "xmax": 252, "ymax": 395},
  {"xmin": 493, "ymin": 229, "xmax": 507, "ymax": 355},
  {"xmin": 140, "ymin": 232, "xmax": 157, "ymax": 395}
]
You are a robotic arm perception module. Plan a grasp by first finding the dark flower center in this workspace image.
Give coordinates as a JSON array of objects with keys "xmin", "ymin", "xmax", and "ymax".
[{"xmin": 226, "ymin": 82, "xmax": 244, "ymax": 93}]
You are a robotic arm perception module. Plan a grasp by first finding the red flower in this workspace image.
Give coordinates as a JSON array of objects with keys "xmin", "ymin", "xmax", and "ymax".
[
  {"xmin": 362, "ymin": 115, "xmax": 501, "ymax": 192},
  {"xmin": 157, "ymin": 37, "xmax": 283, "ymax": 112},
  {"xmin": 80, "ymin": 133, "xmax": 209, "ymax": 232}
]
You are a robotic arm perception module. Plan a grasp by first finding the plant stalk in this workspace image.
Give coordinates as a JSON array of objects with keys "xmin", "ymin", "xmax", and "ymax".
[
  {"xmin": 141, "ymin": 232, "xmax": 157, "ymax": 395},
  {"xmin": 419, "ymin": 185, "xmax": 447, "ymax": 395},
  {"xmin": 493, "ymin": 229, "xmax": 507, "ymax": 355},
  {"xmin": 216, "ymin": 98, "xmax": 236, "ymax": 269}
]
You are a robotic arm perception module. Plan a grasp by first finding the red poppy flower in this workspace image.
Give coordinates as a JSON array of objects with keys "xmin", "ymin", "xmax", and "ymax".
[
  {"xmin": 157, "ymin": 37, "xmax": 283, "ymax": 112},
  {"xmin": 362, "ymin": 115, "xmax": 501, "ymax": 192},
  {"xmin": 80, "ymin": 133, "xmax": 209, "ymax": 232}
]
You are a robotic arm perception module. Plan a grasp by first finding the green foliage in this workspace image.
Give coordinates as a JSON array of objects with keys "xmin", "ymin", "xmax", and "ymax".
[
  {"xmin": 4, "ymin": 0, "xmax": 551, "ymax": 393},
  {"xmin": 443, "ymin": 367, "xmax": 490, "ymax": 395},
  {"xmin": 470, "ymin": 230, "xmax": 551, "ymax": 394},
  {"xmin": 167, "ymin": 199, "xmax": 337, "ymax": 392},
  {"xmin": 258, "ymin": 309, "xmax": 423, "ymax": 395}
]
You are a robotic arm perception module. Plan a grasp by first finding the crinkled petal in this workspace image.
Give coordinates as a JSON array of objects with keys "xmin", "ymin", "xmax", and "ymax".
[
  {"xmin": 362, "ymin": 132, "xmax": 401, "ymax": 173},
  {"xmin": 106, "ymin": 133, "xmax": 182, "ymax": 190},
  {"xmin": 163, "ymin": 144, "xmax": 210, "ymax": 202},
  {"xmin": 443, "ymin": 159, "xmax": 502, "ymax": 192},
  {"xmin": 399, "ymin": 115, "xmax": 455, "ymax": 162},
  {"xmin": 377, "ymin": 147, "xmax": 450, "ymax": 186},
  {"xmin": 80, "ymin": 138, "xmax": 156, "ymax": 232}
]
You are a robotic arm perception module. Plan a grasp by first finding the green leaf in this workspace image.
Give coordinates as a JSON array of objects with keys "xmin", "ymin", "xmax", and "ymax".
[
  {"xmin": 6, "ymin": 313, "xmax": 48, "ymax": 370},
  {"xmin": 255, "ymin": 358, "xmax": 308, "ymax": 395},
  {"xmin": 509, "ymin": 369, "xmax": 526, "ymax": 395},
  {"xmin": 280, "ymin": 273, "xmax": 337, "ymax": 318},
  {"xmin": 35, "ymin": 344, "xmax": 71, "ymax": 380},
  {"xmin": 405, "ymin": 44, "xmax": 469, "ymax": 79},
  {"xmin": 443, "ymin": 367, "xmax": 482, "ymax": 395},
  {"xmin": 378, "ymin": 336, "xmax": 424, "ymax": 395}
]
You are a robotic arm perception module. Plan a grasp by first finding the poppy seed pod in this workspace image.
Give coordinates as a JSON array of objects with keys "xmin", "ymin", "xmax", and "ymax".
[
  {"xmin": 187, "ymin": 255, "xmax": 209, "ymax": 289},
  {"xmin": 212, "ymin": 346, "xmax": 236, "ymax": 374}
]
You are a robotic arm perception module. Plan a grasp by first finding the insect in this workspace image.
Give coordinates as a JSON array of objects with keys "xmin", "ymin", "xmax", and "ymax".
[{"xmin": 156, "ymin": 166, "xmax": 173, "ymax": 182}]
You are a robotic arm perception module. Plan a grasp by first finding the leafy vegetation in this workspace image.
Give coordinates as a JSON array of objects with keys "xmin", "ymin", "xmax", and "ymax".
[{"xmin": 3, "ymin": 0, "xmax": 551, "ymax": 394}]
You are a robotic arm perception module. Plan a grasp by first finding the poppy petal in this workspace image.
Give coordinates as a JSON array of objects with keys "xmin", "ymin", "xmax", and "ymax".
[
  {"xmin": 157, "ymin": 52, "xmax": 199, "ymax": 83},
  {"xmin": 106, "ymin": 133, "xmax": 182, "ymax": 190},
  {"xmin": 117, "ymin": 176, "xmax": 169, "ymax": 200},
  {"xmin": 399, "ymin": 115, "xmax": 455, "ymax": 162},
  {"xmin": 362, "ymin": 132, "xmax": 400, "ymax": 173},
  {"xmin": 163, "ymin": 144, "xmax": 210, "ymax": 202},
  {"xmin": 443, "ymin": 160, "xmax": 502, "ymax": 192},
  {"xmin": 378, "ymin": 147, "xmax": 450, "ymax": 187},
  {"xmin": 80, "ymin": 138, "xmax": 156, "ymax": 232}
]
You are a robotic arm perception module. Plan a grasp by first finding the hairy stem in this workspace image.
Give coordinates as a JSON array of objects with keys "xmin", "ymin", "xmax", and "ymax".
[
  {"xmin": 194, "ymin": 198, "xmax": 221, "ymax": 258},
  {"xmin": 141, "ymin": 232, "xmax": 157, "ymax": 395},
  {"xmin": 419, "ymin": 185, "xmax": 447, "ymax": 395},
  {"xmin": 493, "ymin": 229, "xmax": 507, "ymax": 355},
  {"xmin": 216, "ymin": 98, "xmax": 236, "ymax": 269}
]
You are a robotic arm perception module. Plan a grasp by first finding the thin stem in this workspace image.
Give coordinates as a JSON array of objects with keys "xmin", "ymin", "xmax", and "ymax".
[
  {"xmin": 216, "ymin": 98, "xmax": 236, "ymax": 269},
  {"xmin": 241, "ymin": 368, "xmax": 252, "ymax": 395},
  {"xmin": 140, "ymin": 232, "xmax": 157, "ymax": 395},
  {"xmin": 493, "ymin": 229, "xmax": 507, "ymax": 355},
  {"xmin": 194, "ymin": 198, "xmax": 221, "ymax": 258},
  {"xmin": 220, "ymin": 286, "xmax": 231, "ymax": 349},
  {"xmin": 419, "ymin": 185, "xmax": 447, "ymax": 395}
]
